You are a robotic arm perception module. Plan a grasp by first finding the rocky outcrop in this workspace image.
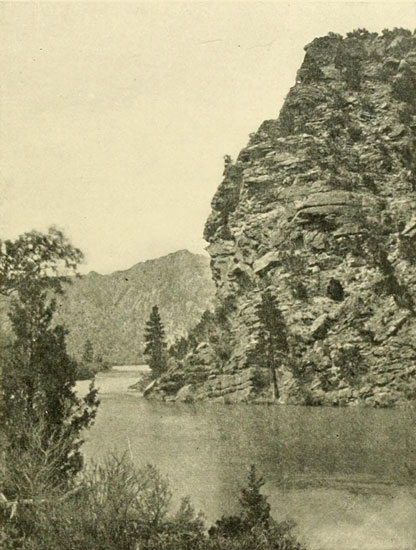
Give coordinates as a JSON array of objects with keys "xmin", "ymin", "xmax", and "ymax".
[{"xmin": 149, "ymin": 29, "xmax": 416, "ymax": 406}]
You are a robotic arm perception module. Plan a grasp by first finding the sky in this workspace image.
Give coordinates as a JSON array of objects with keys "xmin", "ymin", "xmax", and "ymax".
[{"xmin": 1, "ymin": 1, "xmax": 416, "ymax": 273}]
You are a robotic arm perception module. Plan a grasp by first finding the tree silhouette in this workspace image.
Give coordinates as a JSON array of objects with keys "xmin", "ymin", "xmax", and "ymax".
[
  {"xmin": 253, "ymin": 289, "xmax": 288, "ymax": 401},
  {"xmin": 0, "ymin": 228, "xmax": 99, "ymax": 495},
  {"xmin": 208, "ymin": 464, "xmax": 271, "ymax": 537},
  {"xmin": 82, "ymin": 339, "xmax": 94, "ymax": 363},
  {"xmin": 239, "ymin": 465, "xmax": 271, "ymax": 529},
  {"xmin": 144, "ymin": 305, "xmax": 167, "ymax": 378}
]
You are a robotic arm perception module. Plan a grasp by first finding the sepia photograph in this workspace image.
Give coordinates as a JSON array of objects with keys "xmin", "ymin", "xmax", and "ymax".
[{"xmin": 1, "ymin": 1, "xmax": 416, "ymax": 548}]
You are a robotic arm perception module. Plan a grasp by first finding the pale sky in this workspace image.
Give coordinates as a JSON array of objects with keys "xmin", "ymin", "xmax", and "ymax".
[{"xmin": 1, "ymin": 2, "xmax": 415, "ymax": 273}]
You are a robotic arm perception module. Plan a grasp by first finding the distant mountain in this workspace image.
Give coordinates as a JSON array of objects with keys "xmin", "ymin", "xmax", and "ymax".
[{"xmin": 53, "ymin": 250, "xmax": 215, "ymax": 364}]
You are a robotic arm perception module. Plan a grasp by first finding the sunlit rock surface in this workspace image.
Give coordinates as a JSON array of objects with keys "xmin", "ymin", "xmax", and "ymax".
[{"xmin": 149, "ymin": 30, "xmax": 416, "ymax": 406}]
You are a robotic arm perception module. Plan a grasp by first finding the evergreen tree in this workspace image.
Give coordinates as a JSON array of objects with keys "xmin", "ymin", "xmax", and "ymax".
[
  {"xmin": 239, "ymin": 465, "xmax": 271, "ymax": 529},
  {"xmin": 0, "ymin": 228, "xmax": 99, "ymax": 496},
  {"xmin": 82, "ymin": 338, "xmax": 94, "ymax": 363},
  {"xmin": 169, "ymin": 336, "xmax": 188, "ymax": 360},
  {"xmin": 144, "ymin": 305, "xmax": 167, "ymax": 378},
  {"xmin": 208, "ymin": 464, "xmax": 272, "ymax": 538},
  {"xmin": 253, "ymin": 289, "xmax": 288, "ymax": 401}
]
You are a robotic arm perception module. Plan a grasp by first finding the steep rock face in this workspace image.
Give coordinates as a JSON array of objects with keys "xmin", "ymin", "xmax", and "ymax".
[
  {"xmin": 151, "ymin": 29, "xmax": 416, "ymax": 406},
  {"xmin": 53, "ymin": 250, "xmax": 214, "ymax": 364}
]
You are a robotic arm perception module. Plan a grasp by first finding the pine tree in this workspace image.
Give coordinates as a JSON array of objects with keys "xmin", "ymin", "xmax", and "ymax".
[
  {"xmin": 208, "ymin": 465, "xmax": 271, "ymax": 538},
  {"xmin": 144, "ymin": 305, "xmax": 167, "ymax": 378},
  {"xmin": 239, "ymin": 465, "xmax": 271, "ymax": 529},
  {"xmin": 0, "ymin": 229, "xmax": 99, "ymax": 496},
  {"xmin": 253, "ymin": 289, "xmax": 288, "ymax": 401},
  {"xmin": 82, "ymin": 338, "xmax": 94, "ymax": 363}
]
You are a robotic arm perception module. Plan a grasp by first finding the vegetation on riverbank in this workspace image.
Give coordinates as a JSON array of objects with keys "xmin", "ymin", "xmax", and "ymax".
[
  {"xmin": 0, "ymin": 229, "xmax": 99, "ymax": 489},
  {"xmin": 75, "ymin": 340, "xmax": 112, "ymax": 380},
  {"xmin": 1, "ymin": 455, "xmax": 305, "ymax": 550}
]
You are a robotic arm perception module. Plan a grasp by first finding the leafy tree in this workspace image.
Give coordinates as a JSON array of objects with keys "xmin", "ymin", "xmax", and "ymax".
[
  {"xmin": 82, "ymin": 339, "xmax": 95, "ymax": 363},
  {"xmin": 0, "ymin": 227, "xmax": 99, "ymax": 496},
  {"xmin": 0, "ymin": 227, "xmax": 83, "ymax": 297},
  {"xmin": 252, "ymin": 290, "xmax": 288, "ymax": 401},
  {"xmin": 144, "ymin": 305, "xmax": 167, "ymax": 378}
]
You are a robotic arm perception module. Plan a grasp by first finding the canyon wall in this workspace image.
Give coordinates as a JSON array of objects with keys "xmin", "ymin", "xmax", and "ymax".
[{"xmin": 150, "ymin": 29, "xmax": 416, "ymax": 406}]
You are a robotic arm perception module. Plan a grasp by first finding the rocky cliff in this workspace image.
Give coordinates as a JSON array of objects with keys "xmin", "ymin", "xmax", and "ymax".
[
  {"xmin": 53, "ymin": 250, "xmax": 214, "ymax": 364},
  {"xmin": 149, "ymin": 29, "xmax": 416, "ymax": 406}
]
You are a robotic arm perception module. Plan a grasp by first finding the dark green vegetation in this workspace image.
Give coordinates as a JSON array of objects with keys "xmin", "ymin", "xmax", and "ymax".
[
  {"xmin": 250, "ymin": 290, "xmax": 289, "ymax": 401},
  {"xmin": 0, "ymin": 228, "xmax": 99, "ymax": 491},
  {"xmin": 0, "ymin": 228, "xmax": 98, "ymax": 543},
  {"xmin": 147, "ymin": 28, "xmax": 416, "ymax": 406},
  {"xmin": 1, "ymin": 456, "xmax": 305, "ymax": 550},
  {"xmin": 75, "ymin": 339, "xmax": 111, "ymax": 380},
  {"xmin": 144, "ymin": 305, "xmax": 168, "ymax": 378}
]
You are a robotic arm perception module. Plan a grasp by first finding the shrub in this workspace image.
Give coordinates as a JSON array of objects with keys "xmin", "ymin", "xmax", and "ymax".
[
  {"xmin": 326, "ymin": 278, "xmax": 344, "ymax": 302},
  {"xmin": 75, "ymin": 359, "xmax": 111, "ymax": 380},
  {"xmin": 208, "ymin": 465, "xmax": 305, "ymax": 550},
  {"xmin": 2, "ymin": 458, "xmax": 306, "ymax": 550},
  {"xmin": 346, "ymin": 28, "xmax": 373, "ymax": 39},
  {"xmin": 347, "ymin": 124, "xmax": 362, "ymax": 142},
  {"xmin": 333, "ymin": 346, "xmax": 367, "ymax": 385},
  {"xmin": 2, "ymin": 456, "xmax": 205, "ymax": 550}
]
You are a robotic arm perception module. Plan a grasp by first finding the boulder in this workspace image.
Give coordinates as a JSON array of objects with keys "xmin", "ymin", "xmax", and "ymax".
[
  {"xmin": 253, "ymin": 251, "xmax": 281, "ymax": 274},
  {"xmin": 176, "ymin": 384, "xmax": 196, "ymax": 403},
  {"xmin": 310, "ymin": 314, "xmax": 332, "ymax": 339}
]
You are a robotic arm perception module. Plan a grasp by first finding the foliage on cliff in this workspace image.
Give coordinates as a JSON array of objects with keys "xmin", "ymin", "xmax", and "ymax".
[{"xmin": 150, "ymin": 28, "xmax": 416, "ymax": 406}]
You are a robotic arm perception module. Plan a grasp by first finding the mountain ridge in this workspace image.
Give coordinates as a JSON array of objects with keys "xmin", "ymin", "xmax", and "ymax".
[{"xmin": 53, "ymin": 249, "xmax": 214, "ymax": 364}]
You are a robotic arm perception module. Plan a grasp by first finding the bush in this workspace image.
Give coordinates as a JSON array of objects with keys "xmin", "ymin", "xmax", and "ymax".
[
  {"xmin": 209, "ymin": 465, "xmax": 305, "ymax": 550},
  {"xmin": 2, "ymin": 456, "xmax": 205, "ymax": 550},
  {"xmin": 75, "ymin": 359, "xmax": 111, "ymax": 380},
  {"xmin": 1, "ymin": 458, "xmax": 306, "ymax": 550},
  {"xmin": 333, "ymin": 346, "xmax": 367, "ymax": 385}
]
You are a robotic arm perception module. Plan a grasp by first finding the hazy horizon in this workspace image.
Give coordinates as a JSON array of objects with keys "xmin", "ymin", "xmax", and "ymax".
[{"xmin": 1, "ymin": 1, "xmax": 416, "ymax": 273}]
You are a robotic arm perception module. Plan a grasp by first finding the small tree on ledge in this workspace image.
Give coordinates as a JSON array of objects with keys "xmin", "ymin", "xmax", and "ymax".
[
  {"xmin": 253, "ymin": 289, "xmax": 288, "ymax": 401},
  {"xmin": 144, "ymin": 305, "xmax": 167, "ymax": 378}
]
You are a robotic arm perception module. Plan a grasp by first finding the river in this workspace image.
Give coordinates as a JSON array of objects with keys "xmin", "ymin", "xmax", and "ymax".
[{"xmin": 76, "ymin": 366, "xmax": 416, "ymax": 550}]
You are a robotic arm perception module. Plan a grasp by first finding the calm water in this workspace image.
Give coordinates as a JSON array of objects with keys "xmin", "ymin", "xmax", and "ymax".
[{"xmin": 77, "ymin": 367, "xmax": 416, "ymax": 550}]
